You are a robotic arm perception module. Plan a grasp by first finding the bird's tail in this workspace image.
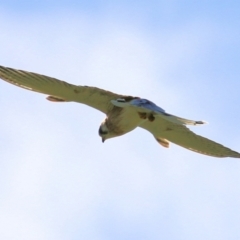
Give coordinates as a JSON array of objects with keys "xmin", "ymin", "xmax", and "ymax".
[{"xmin": 158, "ymin": 113, "xmax": 208, "ymax": 126}]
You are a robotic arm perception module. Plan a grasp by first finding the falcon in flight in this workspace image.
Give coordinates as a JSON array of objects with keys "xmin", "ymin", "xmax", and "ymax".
[{"xmin": 0, "ymin": 65, "xmax": 239, "ymax": 158}]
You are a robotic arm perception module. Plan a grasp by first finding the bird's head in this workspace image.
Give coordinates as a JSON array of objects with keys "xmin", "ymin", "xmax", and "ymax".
[{"xmin": 98, "ymin": 120, "xmax": 116, "ymax": 143}]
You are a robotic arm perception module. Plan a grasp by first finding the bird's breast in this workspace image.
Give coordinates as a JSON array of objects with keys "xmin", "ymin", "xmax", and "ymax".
[{"xmin": 106, "ymin": 107, "xmax": 143, "ymax": 135}]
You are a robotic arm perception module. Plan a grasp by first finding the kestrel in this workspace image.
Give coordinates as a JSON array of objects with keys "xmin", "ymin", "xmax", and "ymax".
[{"xmin": 0, "ymin": 65, "xmax": 239, "ymax": 158}]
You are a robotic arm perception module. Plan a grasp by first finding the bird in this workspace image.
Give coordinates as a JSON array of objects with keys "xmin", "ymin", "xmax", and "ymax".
[{"xmin": 0, "ymin": 65, "xmax": 239, "ymax": 158}]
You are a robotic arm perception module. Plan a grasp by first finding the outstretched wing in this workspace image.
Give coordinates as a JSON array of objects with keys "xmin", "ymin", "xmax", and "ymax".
[
  {"xmin": 140, "ymin": 119, "xmax": 240, "ymax": 158},
  {"xmin": 0, "ymin": 66, "xmax": 130, "ymax": 114},
  {"xmin": 125, "ymin": 97, "xmax": 240, "ymax": 158}
]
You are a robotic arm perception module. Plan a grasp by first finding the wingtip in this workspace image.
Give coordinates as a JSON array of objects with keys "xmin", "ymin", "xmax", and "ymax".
[{"xmin": 229, "ymin": 151, "xmax": 240, "ymax": 158}]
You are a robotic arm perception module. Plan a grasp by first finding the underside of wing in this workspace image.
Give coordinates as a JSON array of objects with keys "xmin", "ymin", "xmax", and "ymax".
[
  {"xmin": 140, "ymin": 119, "xmax": 240, "ymax": 158},
  {"xmin": 0, "ymin": 66, "xmax": 130, "ymax": 114}
]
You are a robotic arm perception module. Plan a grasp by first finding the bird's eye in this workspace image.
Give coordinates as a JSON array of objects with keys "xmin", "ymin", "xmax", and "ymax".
[{"xmin": 98, "ymin": 127, "xmax": 108, "ymax": 135}]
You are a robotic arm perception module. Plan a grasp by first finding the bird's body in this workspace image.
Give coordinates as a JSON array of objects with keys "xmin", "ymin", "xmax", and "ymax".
[
  {"xmin": 105, "ymin": 106, "xmax": 140, "ymax": 135},
  {"xmin": 0, "ymin": 65, "xmax": 239, "ymax": 158}
]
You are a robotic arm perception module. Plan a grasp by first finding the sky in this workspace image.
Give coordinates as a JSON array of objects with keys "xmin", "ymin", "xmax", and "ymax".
[{"xmin": 0, "ymin": 1, "xmax": 240, "ymax": 240}]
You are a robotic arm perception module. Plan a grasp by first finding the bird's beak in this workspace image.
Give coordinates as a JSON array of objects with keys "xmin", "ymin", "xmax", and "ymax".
[{"xmin": 102, "ymin": 138, "xmax": 105, "ymax": 143}]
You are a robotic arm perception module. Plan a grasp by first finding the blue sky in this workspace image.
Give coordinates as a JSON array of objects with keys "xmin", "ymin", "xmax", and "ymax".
[{"xmin": 0, "ymin": 1, "xmax": 240, "ymax": 240}]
